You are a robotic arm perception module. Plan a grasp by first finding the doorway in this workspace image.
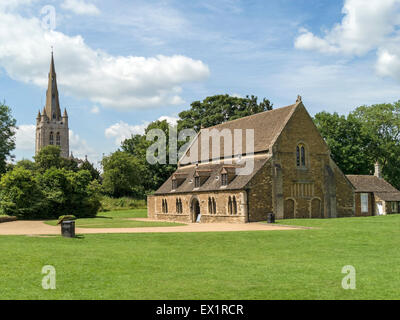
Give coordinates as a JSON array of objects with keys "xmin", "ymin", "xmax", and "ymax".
[{"xmin": 191, "ymin": 198, "xmax": 201, "ymax": 223}]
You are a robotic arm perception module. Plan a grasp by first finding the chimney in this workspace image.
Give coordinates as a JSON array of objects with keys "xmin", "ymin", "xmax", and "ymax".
[{"xmin": 374, "ymin": 162, "xmax": 382, "ymax": 178}]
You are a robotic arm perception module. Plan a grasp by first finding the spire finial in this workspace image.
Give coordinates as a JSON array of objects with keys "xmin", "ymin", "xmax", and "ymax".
[{"xmin": 296, "ymin": 95, "xmax": 302, "ymax": 103}]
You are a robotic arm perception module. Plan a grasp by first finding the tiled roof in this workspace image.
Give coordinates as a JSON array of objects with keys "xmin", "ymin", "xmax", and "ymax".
[
  {"xmin": 179, "ymin": 102, "xmax": 299, "ymax": 165},
  {"xmin": 346, "ymin": 175, "xmax": 400, "ymax": 201},
  {"xmin": 374, "ymin": 192, "xmax": 400, "ymax": 201},
  {"xmin": 154, "ymin": 155, "xmax": 271, "ymax": 195},
  {"xmin": 346, "ymin": 175, "xmax": 399, "ymax": 193}
]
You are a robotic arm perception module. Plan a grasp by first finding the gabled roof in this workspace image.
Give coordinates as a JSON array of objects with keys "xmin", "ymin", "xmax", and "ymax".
[
  {"xmin": 179, "ymin": 101, "xmax": 299, "ymax": 165},
  {"xmin": 346, "ymin": 175, "xmax": 399, "ymax": 193},
  {"xmin": 346, "ymin": 175, "xmax": 400, "ymax": 201}
]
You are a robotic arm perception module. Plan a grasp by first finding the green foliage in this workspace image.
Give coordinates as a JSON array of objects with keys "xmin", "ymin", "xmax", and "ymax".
[
  {"xmin": 0, "ymin": 102, "xmax": 17, "ymax": 175},
  {"xmin": 14, "ymin": 159, "xmax": 36, "ymax": 171},
  {"xmin": 314, "ymin": 101, "xmax": 400, "ymax": 189},
  {"xmin": 101, "ymin": 151, "xmax": 144, "ymax": 198},
  {"xmin": 121, "ymin": 119, "xmax": 177, "ymax": 194},
  {"xmin": 0, "ymin": 167, "xmax": 43, "ymax": 218},
  {"xmin": 119, "ymin": 94, "xmax": 273, "ymax": 196},
  {"xmin": 314, "ymin": 112, "xmax": 373, "ymax": 174},
  {"xmin": 177, "ymin": 94, "xmax": 273, "ymax": 131},
  {"xmin": 34, "ymin": 146, "xmax": 63, "ymax": 171},
  {"xmin": 99, "ymin": 196, "xmax": 146, "ymax": 212},
  {"xmin": 80, "ymin": 159, "xmax": 101, "ymax": 181},
  {"xmin": 0, "ymin": 167, "xmax": 100, "ymax": 219}
]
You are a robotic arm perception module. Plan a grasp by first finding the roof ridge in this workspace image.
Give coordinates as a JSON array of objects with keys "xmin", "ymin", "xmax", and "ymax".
[{"xmin": 203, "ymin": 102, "xmax": 297, "ymax": 131}]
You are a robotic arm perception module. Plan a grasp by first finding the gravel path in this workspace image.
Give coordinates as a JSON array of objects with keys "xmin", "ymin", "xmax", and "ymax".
[{"xmin": 0, "ymin": 219, "xmax": 302, "ymax": 236}]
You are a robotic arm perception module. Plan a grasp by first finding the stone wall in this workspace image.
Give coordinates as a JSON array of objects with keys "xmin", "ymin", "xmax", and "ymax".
[
  {"xmin": 246, "ymin": 161, "xmax": 273, "ymax": 222},
  {"xmin": 148, "ymin": 191, "xmax": 247, "ymax": 223},
  {"xmin": 271, "ymin": 103, "xmax": 354, "ymax": 219}
]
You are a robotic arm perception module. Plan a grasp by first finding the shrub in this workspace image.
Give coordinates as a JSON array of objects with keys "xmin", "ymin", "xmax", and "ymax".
[
  {"xmin": 99, "ymin": 196, "xmax": 146, "ymax": 212},
  {"xmin": 0, "ymin": 167, "xmax": 44, "ymax": 218},
  {"xmin": 0, "ymin": 167, "xmax": 101, "ymax": 219}
]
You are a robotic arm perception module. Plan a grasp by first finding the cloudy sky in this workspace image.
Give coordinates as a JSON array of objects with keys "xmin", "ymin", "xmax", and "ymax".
[{"xmin": 2, "ymin": 0, "xmax": 400, "ymax": 165}]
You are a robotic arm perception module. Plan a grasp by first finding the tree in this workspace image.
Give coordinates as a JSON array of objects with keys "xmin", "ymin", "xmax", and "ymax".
[
  {"xmin": 34, "ymin": 145, "xmax": 63, "ymax": 171},
  {"xmin": 121, "ymin": 120, "xmax": 178, "ymax": 195},
  {"xmin": 178, "ymin": 94, "xmax": 273, "ymax": 131},
  {"xmin": 0, "ymin": 167, "xmax": 43, "ymax": 218},
  {"xmin": 101, "ymin": 151, "xmax": 144, "ymax": 198},
  {"xmin": 314, "ymin": 101, "xmax": 400, "ymax": 189},
  {"xmin": 313, "ymin": 112, "xmax": 373, "ymax": 174},
  {"xmin": 79, "ymin": 159, "xmax": 101, "ymax": 182},
  {"xmin": 0, "ymin": 102, "xmax": 17, "ymax": 175},
  {"xmin": 351, "ymin": 102, "xmax": 400, "ymax": 189}
]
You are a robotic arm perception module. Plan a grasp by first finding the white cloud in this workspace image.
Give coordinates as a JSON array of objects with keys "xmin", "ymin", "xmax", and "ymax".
[
  {"xmin": 90, "ymin": 105, "xmax": 100, "ymax": 114},
  {"xmin": 295, "ymin": 0, "xmax": 400, "ymax": 56},
  {"xmin": 61, "ymin": 0, "xmax": 100, "ymax": 16},
  {"xmin": 105, "ymin": 121, "xmax": 149, "ymax": 146},
  {"xmin": 294, "ymin": 0, "xmax": 400, "ymax": 86},
  {"xmin": 0, "ymin": 6, "xmax": 210, "ymax": 110},
  {"xmin": 105, "ymin": 116, "xmax": 179, "ymax": 146},
  {"xmin": 16, "ymin": 124, "xmax": 35, "ymax": 152},
  {"xmin": 69, "ymin": 130, "xmax": 99, "ymax": 163}
]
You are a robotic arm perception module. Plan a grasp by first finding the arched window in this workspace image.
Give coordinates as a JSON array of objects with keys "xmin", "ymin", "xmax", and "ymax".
[
  {"xmin": 296, "ymin": 144, "xmax": 306, "ymax": 167},
  {"xmin": 165, "ymin": 199, "xmax": 168, "ymax": 213},
  {"xmin": 56, "ymin": 132, "xmax": 61, "ymax": 146},
  {"xmin": 179, "ymin": 199, "xmax": 183, "ymax": 214},
  {"xmin": 176, "ymin": 198, "xmax": 180, "ymax": 214},
  {"xmin": 233, "ymin": 196, "xmax": 237, "ymax": 215},
  {"xmin": 228, "ymin": 196, "xmax": 233, "ymax": 215},
  {"xmin": 212, "ymin": 198, "xmax": 216, "ymax": 215},
  {"xmin": 208, "ymin": 197, "xmax": 212, "ymax": 214},
  {"xmin": 49, "ymin": 132, "xmax": 54, "ymax": 145}
]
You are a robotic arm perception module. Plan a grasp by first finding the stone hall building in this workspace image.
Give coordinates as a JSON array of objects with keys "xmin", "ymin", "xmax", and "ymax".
[
  {"xmin": 35, "ymin": 53, "xmax": 69, "ymax": 158},
  {"xmin": 148, "ymin": 97, "xmax": 355, "ymax": 223}
]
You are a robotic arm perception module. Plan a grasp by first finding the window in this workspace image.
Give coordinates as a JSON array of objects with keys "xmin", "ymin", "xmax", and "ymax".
[
  {"xmin": 195, "ymin": 176, "xmax": 200, "ymax": 188},
  {"xmin": 360, "ymin": 193, "xmax": 369, "ymax": 213},
  {"xmin": 49, "ymin": 132, "xmax": 54, "ymax": 145},
  {"xmin": 172, "ymin": 179, "xmax": 177, "ymax": 190},
  {"xmin": 391, "ymin": 202, "xmax": 398, "ymax": 213},
  {"xmin": 176, "ymin": 198, "xmax": 183, "ymax": 214},
  {"xmin": 56, "ymin": 132, "xmax": 61, "ymax": 146},
  {"xmin": 233, "ymin": 196, "xmax": 237, "ymax": 215},
  {"xmin": 296, "ymin": 144, "xmax": 306, "ymax": 167},
  {"xmin": 208, "ymin": 197, "xmax": 217, "ymax": 214},
  {"xmin": 212, "ymin": 198, "xmax": 216, "ymax": 215},
  {"xmin": 221, "ymin": 174, "xmax": 228, "ymax": 186},
  {"xmin": 162, "ymin": 199, "xmax": 168, "ymax": 213},
  {"xmin": 228, "ymin": 196, "xmax": 233, "ymax": 215}
]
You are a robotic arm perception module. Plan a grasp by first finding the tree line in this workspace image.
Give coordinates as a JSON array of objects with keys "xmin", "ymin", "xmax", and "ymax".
[{"xmin": 0, "ymin": 97, "xmax": 399, "ymax": 219}]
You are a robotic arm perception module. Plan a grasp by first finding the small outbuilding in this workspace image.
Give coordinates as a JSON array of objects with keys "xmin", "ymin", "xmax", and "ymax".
[{"xmin": 346, "ymin": 163, "xmax": 400, "ymax": 216}]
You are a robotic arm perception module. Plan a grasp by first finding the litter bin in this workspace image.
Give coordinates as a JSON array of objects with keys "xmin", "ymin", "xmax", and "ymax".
[
  {"xmin": 61, "ymin": 221, "xmax": 75, "ymax": 238},
  {"xmin": 267, "ymin": 213, "xmax": 275, "ymax": 224}
]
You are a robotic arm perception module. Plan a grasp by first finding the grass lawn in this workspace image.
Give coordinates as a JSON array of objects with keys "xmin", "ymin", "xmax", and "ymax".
[
  {"xmin": 1, "ymin": 213, "xmax": 400, "ymax": 299},
  {"xmin": 44, "ymin": 209, "xmax": 184, "ymax": 228}
]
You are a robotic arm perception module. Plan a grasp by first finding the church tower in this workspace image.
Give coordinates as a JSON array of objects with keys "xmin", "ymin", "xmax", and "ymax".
[{"xmin": 35, "ymin": 52, "xmax": 69, "ymax": 158}]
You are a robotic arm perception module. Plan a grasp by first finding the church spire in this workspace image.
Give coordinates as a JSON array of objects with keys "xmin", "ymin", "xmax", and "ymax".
[{"xmin": 45, "ymin": 51, "xmax": 62, "ymax": 121}]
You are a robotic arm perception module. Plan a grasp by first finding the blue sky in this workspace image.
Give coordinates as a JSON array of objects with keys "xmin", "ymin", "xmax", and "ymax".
[{"xmin": 2, "ymin": 0, "xmax": 400, "ymax": 165}]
